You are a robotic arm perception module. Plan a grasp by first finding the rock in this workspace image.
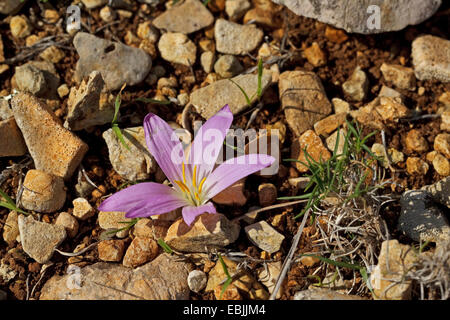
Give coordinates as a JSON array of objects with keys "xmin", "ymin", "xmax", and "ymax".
[
  {"xmin": 2, "ymin": 211, "xmax": 19, "ymax": 246},
  {"xmin": 81, "ymin": 0, "xmax": 108, "ymax": 9},
  {"xmin": 256, "ymin": 261, "xmax": 282, "ymax": 298},
  {"xmin": 98, "ymin": 239, "xmax": 126, "ymax": 262},
  {"xmin": 406, "ymin": 157, "xmax": 429, "ymax": 175},
  {"xmin": 370, "ymin": 240, "xmax": 418, "ymax": 300},
  {"xmin": 10, "ymin": 15, "xmax": 32, "ymax": 38},
  {"xmin": 187, "ymin": 270, "xmax": 207, "ymax": 293},
  {"xmin": 434, "ymin": 133, "xmax": 450, "ymax": 159},
  {"xmin": 21, "ymin": 170, "xmax": 66, "ymax": 213},
  {"xmin": 123, "ymin": 237, "xmax": 159, "ymax": 268},
  {"xmin": 98, "ymin": 211, "xmax": 132, "ymax": 238},
  {"xmin": 73, "ymin": 32, "xmax": 152, "ymax": 91},
  {"xmin": 158, "ymin": 32, "xmax": 196, "ymax": 67},
  {"xmin": 379, "ymin": 85, "xmax": 404, "ymax": 102},
  {"xmin": 399, "ymin": 190, "xmax": 450, "ymax": 243},
  {"xmin": 279, "ymin": 71, "xmax": 332, "ymax": 137},
  {"xmin": 226, "ymin": 0, "xmax": 251, "ymax": 20},
  {"xmin": 40, "ymin": 253, "xmax": 193, "ymax": 300},
  {"xmin": 39, "ymin": 46, "xmax": 65, "ymax": 64},
  {"xmin": 201, "ymin": 51, "xmax": 215, "ymax": 73},
  {"xmin": 243, "ymin": 7, "xmax": 278, "ymax": 29},
  {"xmin": 0, "ymin": 0, "xmax": 26, "ymax": 15},
  {"xmin": 432, "ymin": 153, "xmax": 450, "ymax": 176},
  {"xmin": 422, "ymin": 177, "xmax": 450, "ymax": 209},
  {"xmin": 303, "ymin": 42, "xmax": 326, "ymax": 67},
  {"xmin": 0, "ymin": 261, "xmax": 17, "ymax": 283},
  {"xmin": 406, "ymin": 129, "xmax": 428, "ymax": 153},
  {"xmin": 153, "ymin": 0, "xmax": 213, "ymax": 34},
  {"xmin": 103, "ymin": 126, "xmax": 155, "ymax": 181},
  {"xmin": 65, "ymin": 71, "xmax": 115, "ymax": 131},
  {"xmin": 14, "ymin": 62, "xmax": 60, "ymax": 100},
  {"xmin": 314, "ymin": 113, "xmax": 347, "ymax": 137},
  {"xmin": 326, "ymin": 128, "xmax": 347, "ymax": 155},
  {"xmin": 11, "ymin": 93, "xmax": 88, "ymax": 180},
  {"xmin": 272, "ymin": 0, "xmax": 442, "ymax": 34},
  {"xmin": 190, "ymin": 71, "xmax": 271, "ymax": 119},
  {"xmin": 258, "ymin": 183, "xmax": 277, "ymax": 207},
  {"xmin": 214, "ymin": 55, "xmax": 244, "ymax": 78},
  {"xmin": 0, "ymin": 118, "xmax": 27, "ymax": 157},
  {"xmin": 73, "ymin": 198, "xmax": 95, "ymax": 221},
  {"xmin": 215, "ymin": 19, "xmax": 263, "ymax": 55},
  {"xmin": 133, "ymin": 218, "xmax": 171, "ymax": 240},
  {"xmin": 342, "ymin": 66, "xmax": 369, "ymax": 102},
  {"xmin": 441, "ymin": 111, "xmax": 450, "ymax": 132},
  {"xmin": 99, "ymin": 6, "xmax": 116, "ymax": 22},
  {"xmin": 324, "ymin": 26, "xmax": 348, "ymax": 44},
  {"xmin": 57, "ymin": 84, "xmax": 70, "ymax": 98},
  {"xmin": 294, "ymin": 287, "xmax": 365, "ymax": 300},
  {"xmin": 0, "ymin": 99, "xmax": 13, "ymax": 120},
  {"xmin": 245, "ymin": 220, "xmax": 285, "ymax": 254},
  {"xmin": 165, "ymin": 214, "xmax": 240, "ymax": 253},
  {"xmin": 291, "ymin": 130, "xmax": 331, "ymax": 173},
  {"xmin": 380, "ymin": 63, "xmax": 416, "ymax": 91},
  {"xmin": 213, "ymin": 179, "xmax": 247, "ymax": 206},
  {"xmin": 55, "ymin": 212, "xmax": 79, "ymax": 238},
  {"xmin": 18, "ymin": 215, "xmax": 66, "ymax": 264},
  {"xmin": 412, "ymin": 35, "xmax": 450, "ymax": 82},
  {"xmin": 331, "ymin": 98, "xmax": 350, "ymax": 114}
]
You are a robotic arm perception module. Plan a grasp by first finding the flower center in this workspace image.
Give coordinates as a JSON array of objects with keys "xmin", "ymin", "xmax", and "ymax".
[{"xmin": 174, "ymin": 163, "xmax": 207, "ymax": 206}]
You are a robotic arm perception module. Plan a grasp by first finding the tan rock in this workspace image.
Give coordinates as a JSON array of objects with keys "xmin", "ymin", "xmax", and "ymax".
[
  {"xmin": 440, "ymin": 111, "xmax": 450, "ymax": 132},
  {"xmin": 158, "ymin": 32, "xmax": 197, "ymax": 67},
  {"xmin": 405, "ymin": 129, "xmax": 428, "ymax": 153},
  {"xmin": 294, "ymin": 287, "xmax": 365, "ymax": 300},
  {"xmin": 331, "ymin": 98, "xmax": 350, "ymax": 114},
  {"xmin": 406, "ymin": 157, "xmax": 429, "ymax": 175},
  {"xmin": 380, "ymin": 63, "xmax": 416, "ymax": 91},
  {"xmin": 291, "ymin": 130, "xmax": 331, "ymax": 173},
  {"xmin": 215, "ymin": 19, "xmax": 263, "ymax": 55},
  {"xmin": 303, "ymin": 42, "xmax": 326, "ymax": 67},
  {"xmin": 165, "ymin": 214, "xmax": 240, "ymax": 253},
  {"xmin": 72, "ymin": 198, "xmax": 95, "ymax": 221},
  {"xmin": 21, "ymin": 170, "xmax": 66, "ymax": 213},
  {"xmin": 256, "ymin": 261, "xmax": 282, "ymax": 298},
  {"xmin": 213, "ymin": 179, "xmax": 247, "ymax": 206},
  {"xmin": 10, "ymin": 16, "xmax": 32, "ymax": 38},
  {"xmin": 324, "ymin": 26, "xmax": 348, "ymax": 44},
  {"xmin": 123, "ymin": 237, "xmax": 159, "ymax": 268},
  {"xmin": 55, "ymin": 212, "xmax": 79, "ymax": 238},
  {"xmin": 98, "ymin": 240, "xmax": 125, "ymax": 262},
  {"xmin": 245, "ymin": 220, "xmax": 284, "ymax": 254},
  {"xmin": 39, "ymin": 46, "xmax": 65, "ymax": 64},
  {"xmin": 313, "ymin": 113, "xmax": 347, "ymax": 137},
  {"xmin": 214, "ymin": 283, "xmax": 242, "ymax": 300},
  {"xmin": 412, "ymin": 35, "xmax": 450, "ymax": 82},
  {"xmin": 326, "ymin": 128, "xmax": 347, "ymax": 155},
  {"xmin": 434, "ymin": 133, "xmax": 450, "ymax": 159},
  {"xmin": 432, "ymin": 153, "xmax": 450, "ymax": 176},
  {"xmin": 133, "ymin": 218, "xmax": 171, "ymax": 240},
  {"xmin": 2, "ymin": 211, "xmax": 19, "ymax": 246},
  {"xmin": 342, "ymin": 66, "xmax": 369, "ymax": 101},
  {"xmin": 11, "ymin": 93, "xmax": 88, "ymax": 180},
  {"xmin": 0, "ymin": 118, "xmax": 27, "ymax": 157},
  {"xmin": 98, "ymin": 211, "xmax": 133, "ymax": 238}
]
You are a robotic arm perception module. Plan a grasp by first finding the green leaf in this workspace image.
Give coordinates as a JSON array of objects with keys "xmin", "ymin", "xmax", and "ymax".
[
  {"xmin": 218, "ymin": 253, "xmax": 232, "ymax": 300},
  {"xmin": 112, "ymin": 125, "xmax": 130, "ymax": 151},
  {"xmin": 157, "ymin": 238, "xmax": 174, "ymax": 254},
  {"xmin": 0, "ymin": 189, "xmax": 28, "ymax": 215},
  {"xmin": 229, "ymin": 79, "xmax": 252, "ymax": 106},
  {"xmin": 256, "ymin": 58, "xmax": 263, "ymax": 99}
]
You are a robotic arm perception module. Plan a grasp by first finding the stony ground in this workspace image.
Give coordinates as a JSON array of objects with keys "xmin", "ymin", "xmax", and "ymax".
[{"xmin": 0, "ymin": 0, "xmax": 449, "ymax": 301}]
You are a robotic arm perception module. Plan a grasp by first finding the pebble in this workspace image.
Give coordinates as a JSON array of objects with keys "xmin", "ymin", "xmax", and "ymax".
[
  {"xmin": 65, "ymin": 71, "xmax": 115, "ymax": 131},
  {"xmin": 133, "ymin": 218, "xmax": 171, "ymax": 240},
  {"xmin": 81, "ymin": 0, "xmax": 108, "ymax": 9},
  {"xmin": 123, "ymin": 237, "xmax": 159, "ymax": 268},
  {"xmin": 399, "ymin": 190, "xmax": 450, "ymax": 243},
  {"xmin": 326, "ymin": 128, "xmax": 347, "ymax": 155},
  {"xmin": 243, "ymin": 7, "xmax": 276, "ymax": 28},
  {"xmin": 187, "ymin": 270, "xmax": 207, "ymax": 293},
  {"xmin": 98, "ymin": 239, "xmax": 126, "ymax": 262},
  {"xmin": 342, "ymin": 66, "xmax": 369, "ymax": 102},
  {"xmin": 313, "ymin": 113, "xmax": 347, "ymax": 137},
  {"xmin": 380, "ymin": 63, "xmax": 416, "ymax": 91},
  {"xmin": 212, "ymin": 179, "xmax": 247, "ymax": 206},
  {"xmin": 40, "ymin": 254, "xmax": 192, "ymax": 300},
  {"xmin": 379, "ymin": 85, "xmax": 404, "ymax": 102},
  {"xmin": 10, "ymin": 15, "xmax": 32, "ymax": 38},
  {"xmin": 256, "ymin": 261, "xmax": 282, "ymax": 298},
  {"xmin": 18, "ymin": 215, "xmax": 66, "ymax": 264},
  {"xmin": 103, "ymin": 126, "xmax": 156, "ymax": 181},
  {"xmin": 153, "ymin": 0, "xmax": 214, "ymax": 34},
  {"xmin": 291, "ymin": 130, "xmax": 331, "ymax": 173},
  {"xmin": 294, "ymin": 287, "xmax": 365, "ymax": 300},
  {"xmin": 412, "ymin": 35, "xmax": 450, "ymax": 82},
  {"xmin": 0, "ymin": 261, "xmax": 17, "ymax": 283},
  {"xmin": 158, "ymin": 32, "xmax": 197, "ymax": 67},
  {"xmin": 11, "ymin": 93, "xmax": 88, "ymax": 180},
  {"xmin": 245, "ymin": 220, "xmax": 285, "ymax": 254},
  {"xmin": 164, "ymin": 214, "xmax": 240, "ymax": 253},
  {"xmin": 406, "ymin": 157, "xmax": 429, "ymax": 175},
  {"xmin": 0, "ymin": 118, "xmax": 27, "ymax": 157},
  {"xmin": 434, "ymin": 133, "xmax": 450, "ymax": 159},
  {"xmin": 39, "ymin": 46, "xmax": 65, "ymax": 64},
  {"xmin": 432, "ymin": 153, "xmax": 450, "ymax": 176},
  {"xmin": 215, "ymin": 19, "xmax": 263, "ymax": 55},
  {"xmin": 14, "ymin": 64, "xmax": 53, "ymax": 99},
  {"xmin": 331, "ymin": 98, "xmax": 350, "ymax": 114},
  {"xmin": 190, "ymin": 71, "xmax": 271, "ymax": 119},
  {"xmin": 225, "ymin": 0, "xmax": 251, "ymax": 20},
  {"xmin": 73, "ymin": 32, "xmax": 152, "ymax": 91},
  {"xmin": 258, "ymin": 183, "xmax": 277, "ymax": 207},
  {"xmin": 201, "ymin": 51, "xmax": 215, "ymax": 73},
  {"xmin": 57, "ymin": 84, "xmax": 70, "ymax": 98},
  {"xmin": 279, "ymin": 71, "xmax": 332, "ymax": 137},
  {"xmin": 440, "ymin": 110, "xmax": 450, "ymax": 132},
  {"xmin": 324, "ymin": 26, "xmax": 348, "ymax": 44},
  {"xmin": 405, "ymin": 129, "xmax": 428, "ymax": 153},
  {"xmin": 98, "ymin": 211, "xmax": 132, "ymax": 238},
  {"xmin": 72, "ymin": 198, "xmax": 95, "ymax": 221},
  {"xmin": 370, "ymin": 240, "xmax": 418, "ymax": 300},
  {"xmin": 55, "ymin": 212, "xmax": 79, "ymax": 238},
  {"xmin": 214, "ymin": 54, "xmax": 243, "ymax": 78},
  {"xmin": 136, "ymin": 21, "xmax": 160, "ymax": 43},
  {"xmin": 273, "ymin": 0, "xmax": 442, "ymax": 34},
  {"xmin": 21, "ymin": 170, "xmax": 66, "ymax": 213},
  {"xmin": 303, "ymin": 42, "xmax": 326, "ymax": 67},
  {"xmin": 99, "ymin": 6, "xmax": 116, "ymax": 22},
  {"xmin": 0, "ymin": 99, "xmax": 12, "ymax": 120},
  {"xmin": 2, "ymin": 211, "xmax": 19, "ymax": 246}
]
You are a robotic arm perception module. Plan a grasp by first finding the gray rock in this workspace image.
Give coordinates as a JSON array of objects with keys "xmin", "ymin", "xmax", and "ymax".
[
  {"xmin": 65, "ymin": 71, "xmax": 115, "ymax": 131},
  {"xmin": 226, "ymin": 0, "xmax": 251, "ymax": 20},
  {"xmin": 74, "ymin": 32, "xmax": 152, "ymax": 91},
  {"xmin": 422, "ymin": 177, "xmax": 450, "ymax": 209},
  {"xmin": 272, "ymin": 0, "xmax": 442, "ymax": 34},
  {"xmin": 200, "ymin": 51, "xmax": 215, "ymax": 73},
  {"xmin": 187, "ymin": 270, "xmax": 207, "ymax": 293},
  {"xmin": 215, "ymin": 19, "xmax": 263, "ymax": 55},
  {"xmin": 14, "ymin": 61, "xmax": 60, "ymax": 100},
  {"xmin": 0, "ymin": 99, "xmax": 13, "ymax": 120},
  {"xmin": 245, "ymin": 221, "xmax": 285, "ymax": 254},
  {"xmin": 158, "ymin": 32, "xmax": 197, "ymax": 67},
  {"xmin": 214, "ymin": 55, "xmax": 244, "ymax": 78},
  {"xmin": 411, "ymin": 35, "xmax": 450, "ymax": 82},
  {"xmin": 18, "ymin": 215, "xmax": 67, "ymax": 264},
  {"xmin": 0, "ymin": 0, "xmax": 27, "ymax": 15},
  {"xmin": 103, "ymin": 126, "xmax": 156, "ymax": 181},
  {"xmin": 153, "ymin": 0, "xmax": 214, "ymax": 34},
  {"xmin": 399, "ymin": 190, "xmax": 450, "ymax": 243},
  {"xmin": 190, "ymin": 71, "xmax": 272, "ymax": 119},
  {"xmin": 342, "ymin": 66, "xmax": 369, "ymax": 102},
  {"xmin": 294, "ymin": 287, "xmax": 366, "ymax": 300},
  {"xmin": 40, "ymin": 254, "xmax": 193, "ymax": 300}
]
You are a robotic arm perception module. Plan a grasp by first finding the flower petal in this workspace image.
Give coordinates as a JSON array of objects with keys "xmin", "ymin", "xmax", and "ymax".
[
  {"xmin": 187, "ymin": 105, "xmax": 233, "ymax": 180},
  {"xmin": 144, "ymin": 113, "xmax": 185, "ymax": 184},
  {"xmin": 204, "ymin": 154, "xmax": 275, "ymax": 199},
  {"xmin": 182, "ymin": 202, "xmax": 217, "ymax": 226},
  {"xmin": 98, "ymin": 182, "xmax": 186, "ymax": 216}
]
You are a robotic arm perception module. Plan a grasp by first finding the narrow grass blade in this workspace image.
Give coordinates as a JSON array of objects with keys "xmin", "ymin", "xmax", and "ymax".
[
  {"xmin": 229, "ymin": 79, "xmax": 252, "ymax": 106},
  {"xmin": 256, "ymin": 58, "xmax": 263, "ymax": 99},
  {"xmin": 158, "ymin": 238, "xmax": 174, "ymax": 254}
]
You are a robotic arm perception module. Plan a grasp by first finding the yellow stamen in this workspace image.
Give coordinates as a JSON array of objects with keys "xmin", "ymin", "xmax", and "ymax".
[
  {"xmin": 182, "ymin": 162, "xmax": 186, "ymax": 184},
  {"xmin": 198, "ymin": 177, "xmax": 207, "ymax": 194},
  {"xmin": 194, "ymin": 192, "xmax": 200, "ymax": 200},
  {"xmin": 174, "ymin": 180, "xmax": 189, "ymax": 193},
  {"xmin": 192, "ymin": 165, "xmax": 197, "ymax": 189}
]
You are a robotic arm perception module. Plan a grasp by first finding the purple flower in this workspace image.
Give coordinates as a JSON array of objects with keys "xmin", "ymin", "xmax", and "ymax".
[{"xmin": 98, "ymin": 105, "xmax": 275, "ymax": 226}]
